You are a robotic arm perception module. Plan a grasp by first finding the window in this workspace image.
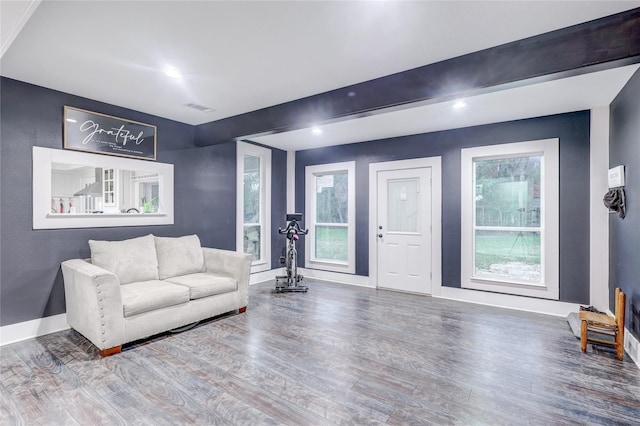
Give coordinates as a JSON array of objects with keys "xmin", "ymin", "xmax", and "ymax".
[
  {"xmin": 33, "ymin": 146, "xmax": 173, "ymax": 229},
  {"xmin": 461, "ymin": 139, "xmax": 559, "ymax": 299},
  {"xmin": 237, "ymin": 142, "xmax": 271, "ymax": 273},
  {"xmin": 305, "ymin": 162, "xmax": 355, "ymax": 273}
]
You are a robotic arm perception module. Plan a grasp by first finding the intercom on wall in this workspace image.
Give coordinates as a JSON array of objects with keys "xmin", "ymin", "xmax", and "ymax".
[{"xmin": 608, "ymin": 165, "xmax": 625, "ymax": 188}]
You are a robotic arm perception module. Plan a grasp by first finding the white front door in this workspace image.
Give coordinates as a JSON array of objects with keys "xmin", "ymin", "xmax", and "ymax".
[{"xmin": 376, "ymin": 167, "xmax": 432, "ymax": 294}]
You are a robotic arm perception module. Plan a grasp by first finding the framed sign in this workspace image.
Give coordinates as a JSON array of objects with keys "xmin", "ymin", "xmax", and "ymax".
[{"xmin": 64, "ymin": 106, "xmax": 156, "ymax": 160}]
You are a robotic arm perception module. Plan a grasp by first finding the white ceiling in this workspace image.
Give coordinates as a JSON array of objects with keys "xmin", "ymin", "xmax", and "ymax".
[{"xmin": 2, "ymin": 1, "xmax": 640, "ymax": 151}]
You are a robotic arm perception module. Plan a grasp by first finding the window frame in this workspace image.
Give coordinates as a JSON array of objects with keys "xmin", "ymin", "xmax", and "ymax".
[
  {"xmin": 305, "ymin": 161, "xmax": 356, "ymax": 274},
  {"xmin": 33, "ymin": 146, "xmax": 173, "ymax": 229},
  {"xmin": 236, "ymin": 141, "xmax": 271, "ymax": 273},
  {"xmin": 461, "ymin": 139, "xmax": 559, "ymax": 299}
]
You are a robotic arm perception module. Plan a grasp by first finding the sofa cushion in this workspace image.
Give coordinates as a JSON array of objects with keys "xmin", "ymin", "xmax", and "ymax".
[
  {"xmin": 120, "ymin": 280, "xmax": 190, "ymax": 317},
  {"xmin": 89, "ymin": 234, "xmax": 158, "ymax": 285},
  {"xmin": 165, "ymin": 273, "xmax": 237, "ymax": 300},
  {"xmin": 155, "ymin": 235, "xmax": 205, "ymax": 280}
]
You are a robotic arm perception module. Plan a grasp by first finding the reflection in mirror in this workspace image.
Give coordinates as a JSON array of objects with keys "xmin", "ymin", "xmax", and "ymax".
[
  {"xmin": 51, "ymin": 163, "xmax": 160, "ymax": 215},
  {"xmin": 33, "ymin": 146, "xmax": 173, "ymax": 229}
]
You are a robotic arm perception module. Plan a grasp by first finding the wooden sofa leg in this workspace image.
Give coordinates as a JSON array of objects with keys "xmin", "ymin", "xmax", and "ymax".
[
  {"xmin": 580, "ymin": 320, "xmax": 588, "ymax": 353},
  {"xmin": 99, "ymin": 346, "xmax": 122, "ymax": 357},
  {"xmin": 238, "ymin": 306, "xmax": 247, "ymax": 314}
]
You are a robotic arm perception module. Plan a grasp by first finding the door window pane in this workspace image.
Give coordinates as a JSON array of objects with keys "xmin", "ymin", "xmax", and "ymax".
[{"xmin": 387, "ymin": 179, "xmax": 419, "ymax": 232}]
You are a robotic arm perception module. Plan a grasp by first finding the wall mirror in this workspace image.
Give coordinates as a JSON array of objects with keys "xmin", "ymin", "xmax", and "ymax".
[{"xmin": 33, "ymin": 146, "xmax": 174, "ymax": 229}]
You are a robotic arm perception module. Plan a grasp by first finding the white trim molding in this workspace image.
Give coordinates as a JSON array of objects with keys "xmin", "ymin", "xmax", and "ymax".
[
  {"xmin": 625, "ymin": 329, "xmax": 640, "ymax": 370},
  {"xmin": 589, "ymin": 107, "xmax": 610, "ymax": 311},
  {"xmin": 237, "ymin": 141, "xmax": 272, "ymax": 274},
  {"xmin": 249, "ymin": 269, "xmax": 278, "ymax": 285},
  {"xmin": 1, "ymin": 0, "xmax": 41, "ymax": 59},
  {"xmin": 0, "ymin": 314, "xmax": 69, "ymax": 346},
  {"xmin": 434, "ymin": 287, "xmax": 580, "ymax": 317},
  {"xmin": 299, "ymin": 268, "xmax": 372, "ymax": 288}
]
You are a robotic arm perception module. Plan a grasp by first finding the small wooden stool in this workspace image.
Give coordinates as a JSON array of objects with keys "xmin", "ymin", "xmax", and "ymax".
[{"xmin": 579, "ymin": 288, "xmax": 626, "ymax": 361}]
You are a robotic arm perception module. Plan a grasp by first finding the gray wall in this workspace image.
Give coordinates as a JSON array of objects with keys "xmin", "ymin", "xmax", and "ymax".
[
  {"xmin": 609, "ymin": 68, "xmax": 640, "ymax": 340},
  {"xmin": 0, "ymin": 78, "xmax": 286, "ymax": 327},
  {"xmin": 296, "ymin": 111, "xmax": 591, "ymax": 304}
]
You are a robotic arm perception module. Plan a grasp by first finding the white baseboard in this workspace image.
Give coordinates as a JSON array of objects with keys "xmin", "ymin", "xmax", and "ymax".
[
  {"xmin": 252, "ymin": 267, "xmax": 372, "ymax": 288},
  {"xmin": 299, "ymin": 268, "xmax": 373, "ymax": 288},
  {"xmin": 434, "ymin": 286, "xmax": 582, "ymax": 317},
  {"xmin": 0, "ymin": 313, "xmax": 69, "ymax": 346},
  {"xmin": 249, "ymin": 269, "xmax": 278, "ymax": 285},
  {"xmin": 625, "ymin": 329, "xmax": 640, "ymax": 369}
]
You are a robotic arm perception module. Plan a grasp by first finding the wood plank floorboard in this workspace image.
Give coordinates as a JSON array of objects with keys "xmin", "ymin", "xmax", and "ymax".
[{"xmin": 2, "ymin": 280, "xmax": 640, "ymax": 425}]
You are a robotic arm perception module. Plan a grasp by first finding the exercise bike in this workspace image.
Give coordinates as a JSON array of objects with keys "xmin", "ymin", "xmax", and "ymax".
[{"xmin": 275, "ymin": 213, "xmax": 309, "ymax": 293}]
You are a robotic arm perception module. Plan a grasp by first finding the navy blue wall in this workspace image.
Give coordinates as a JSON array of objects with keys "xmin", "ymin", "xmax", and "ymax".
[
  {"xmin": 0, "ymin": 77, "xmax": 286, "ymax": 327},
  {"xmin": 610, "ymin": 68, "xmax": 640, "ymax": 340},
  {"xmin": 270, "ymin": 148, "xmax": 288, "ymax": 267},
  {"xmin": 296, "ymin": 111, "xmax": 591, "ymax": 304}
]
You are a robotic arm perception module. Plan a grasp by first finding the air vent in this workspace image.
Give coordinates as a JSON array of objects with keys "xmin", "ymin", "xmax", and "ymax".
[{"xmin": 184, "ymin": 103, "xmax": 215, "ymax": 113}]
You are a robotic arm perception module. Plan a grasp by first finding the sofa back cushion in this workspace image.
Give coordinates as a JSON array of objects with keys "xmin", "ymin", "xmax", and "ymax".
[
  {"xmin": 89, "ymin": 234, "xmax": 159, "ymax": 284},
  {"xmin": 155, "ymin": 234, "xmax": 205, "ymax": 280}
]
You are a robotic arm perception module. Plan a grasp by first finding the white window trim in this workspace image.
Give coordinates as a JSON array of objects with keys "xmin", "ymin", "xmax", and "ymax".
[
  {"xmin": 305, "ymin": 161, "xmax": 356, "ymax": 274},
  {"xmin": 461, "ymin": 139, "xmax": 559, "ymax": 300},
  {"xmin": 237, "ymin": 141, "xmax": 271, "ymax": 273},
  {"xmin": 33, "ymin": 146, "xmax": 174, "ymax": 229}
]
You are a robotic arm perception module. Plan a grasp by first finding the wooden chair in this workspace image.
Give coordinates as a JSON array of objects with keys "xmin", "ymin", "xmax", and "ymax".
[{"xmin": 579, "ymin": 288, "xmax": 626, "ymax": 360}]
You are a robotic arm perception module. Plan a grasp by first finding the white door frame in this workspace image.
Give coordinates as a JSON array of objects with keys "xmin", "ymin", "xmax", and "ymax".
[{"xmin": 369, "ymin": 157, "xmax": 442, "ymax": 291}]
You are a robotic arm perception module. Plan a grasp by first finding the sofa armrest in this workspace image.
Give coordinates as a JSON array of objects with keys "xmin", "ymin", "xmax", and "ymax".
[
  {"xmin": 202, "ymin": 248, "xmax": 252, "ymax": 308},
  {"xmin": 61, "ymin": 259, "xmax": 125, "ymax": 351}
]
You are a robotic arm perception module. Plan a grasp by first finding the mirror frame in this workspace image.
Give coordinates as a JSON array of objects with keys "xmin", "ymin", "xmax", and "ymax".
[{"xmin": 33, "ymin": 146, "xmax": 174, "ymax": 229}]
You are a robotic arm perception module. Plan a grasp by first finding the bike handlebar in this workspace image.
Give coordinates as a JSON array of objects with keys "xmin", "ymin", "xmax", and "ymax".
[{"xmin": 278, "ymin": 219, "xmax": 308, "ymax": 236}]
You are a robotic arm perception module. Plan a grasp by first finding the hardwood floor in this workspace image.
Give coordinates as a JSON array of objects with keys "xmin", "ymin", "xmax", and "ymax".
[{"xmin": 2, "ymin": 280, "xmax": 640, "ymax": 425}]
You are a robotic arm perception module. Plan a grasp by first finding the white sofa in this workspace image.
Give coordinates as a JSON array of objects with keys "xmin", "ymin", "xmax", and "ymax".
[{"xmin": 61, "ymin": 234, "xmax": 251, "ymax": 356}]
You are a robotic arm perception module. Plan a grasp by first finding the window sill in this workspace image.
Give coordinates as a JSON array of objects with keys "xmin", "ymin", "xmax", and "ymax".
[
  {"xmin": 306, "ymin": 259, "xmax": 354, "ymax": 274},
  {"xmin": 47, "ymin": 212, "xmax": 167, "ymax": 218},
  {"xmin": 463, "ymin": 278, "xmax": 557, "ymax": 300},
  {"xmin": 469, "ymin": 276, "xmax": 546, "ymax": 288}
]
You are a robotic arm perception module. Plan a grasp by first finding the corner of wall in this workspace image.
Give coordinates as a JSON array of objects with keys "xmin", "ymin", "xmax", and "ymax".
[{"xmin": 590, "ymin": 106, "xmax": 610, "ymax": 311}]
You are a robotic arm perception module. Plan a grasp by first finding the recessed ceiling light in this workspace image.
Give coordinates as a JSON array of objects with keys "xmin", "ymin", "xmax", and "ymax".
[
  {"xmin": 311, "ymin": 127, "xmax": 323, "ymax": 135},
  {"xmin": 163, "ymin": 66, "xmax": 183, "ymax": 79},
  {"xmin": 453, "ymin": 100, "xmax": 467, "ymax": 109}
]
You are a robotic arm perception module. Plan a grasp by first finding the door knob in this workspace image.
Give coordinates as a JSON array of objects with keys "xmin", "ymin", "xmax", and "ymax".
[{"xmin": 378, "ymin": 234, "xmax": 383, "ymax": 238}]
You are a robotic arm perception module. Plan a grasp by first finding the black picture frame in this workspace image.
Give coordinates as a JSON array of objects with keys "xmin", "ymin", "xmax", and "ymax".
[{"xmin": 63, "ymin": 106, "xmax": 157, "ymax": 160}]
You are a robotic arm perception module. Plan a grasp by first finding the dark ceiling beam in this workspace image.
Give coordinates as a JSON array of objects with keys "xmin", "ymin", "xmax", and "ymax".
[{"xmin": 195, "ymin": 8, "xmax": 640, "ymax": 147}]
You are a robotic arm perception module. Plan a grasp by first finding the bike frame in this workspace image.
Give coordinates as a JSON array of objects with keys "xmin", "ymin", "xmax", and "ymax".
[{"xmin": 275, "ymin": 217, "xmax": 308, "ymax": 292}]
